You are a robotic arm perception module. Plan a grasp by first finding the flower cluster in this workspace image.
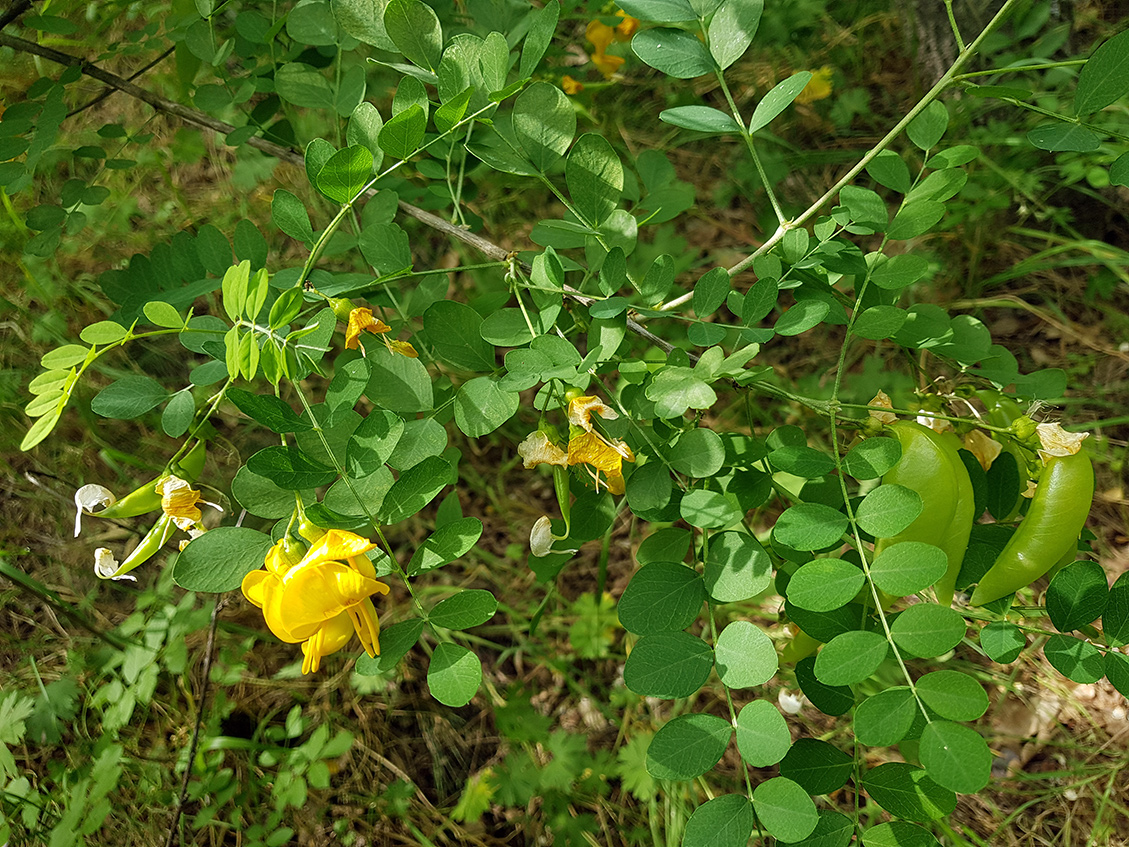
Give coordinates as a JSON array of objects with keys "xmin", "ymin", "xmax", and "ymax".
[
  {"xmin": 519, "ymin": 394, "xmax": 635, "ymax": 556},
  {"xmin": 76, "ymin": 473, "xmax": 219, "ymax": 581},
  {"xmin": 241, "ymin": 529, "xmax": 390, "ymax": 674},
  {"xmin": 345, "ymin": 307, "xmax": 418, "ymax": 358},
  {"xmin": 519, "ymin": 395, "xmax": 635, "ymax": 495}
]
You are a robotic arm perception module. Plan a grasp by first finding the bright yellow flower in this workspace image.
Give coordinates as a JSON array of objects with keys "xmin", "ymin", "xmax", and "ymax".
[
  {"xmin": 345, "ymin": 307, "xmax": 391, "ymax": 349},
  {"xmin": 561, "ymin": 75, "xmax": 584, "ymax": 95},
  {"xmin": 241, "ymin": 529, "xmax": 390, "ymax": 674},
  {"xmin": 795, "ymin": 65, "xmax": 834, "ymax": 105}
]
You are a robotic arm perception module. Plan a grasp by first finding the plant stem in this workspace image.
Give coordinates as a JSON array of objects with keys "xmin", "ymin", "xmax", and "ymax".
[{"xmin": 727, "ymin": 0, "xmax": 1024, "ymax": 276}]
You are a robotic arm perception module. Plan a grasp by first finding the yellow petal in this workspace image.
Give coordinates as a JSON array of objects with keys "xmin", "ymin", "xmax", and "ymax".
[
  {"xmin": 562, "ymin": 75, "xmax": 584, "ymax": 95},
  {"xmin": 278, "ymin": 560, "xmax": 389, "ymax": 635},
  {"xmin": 592, "ymin": 52, "xmax": 625, "ymax": 78},
  {"xmin": 300, "ymin": 528, "xmax": 379, "ymax": 567},
  {"xmin": 586, "ymin": 19, "xmax": 615, "ymax": 52},
  {"xmin": 241, "ymin": 568, "xmax": 275, "ymax": 609},
  {"xmin": 301, "ymin": 612, "xmax": 355, "ymax": 674},
  {"xmin": 348, "ymin": 598, "xmax": 381, "ymax": 657},
  {"xmin": 614, "ymin": 11, "xmax": 639, "ymax": 40},
  {"xmin": 263, "ymin": 542, "xmax": 294, "ymax": 577},
  {"xmin": 349, "ymin": 554, "xmax": 378, "ymax": 580},
  {"xmin": 567, "ymin": 395, "xmax": 619, "ymax": 431},
  {"xmin": 518, "ymin": 430, "xmax": 569, "ymax": 469},
  {"xmin": 389, "ymin": 339, "xmax": 418, "ymax": 358},
  {"xmin": 567, "ymin": 431, "xmax": 629, "ymax": 494}
]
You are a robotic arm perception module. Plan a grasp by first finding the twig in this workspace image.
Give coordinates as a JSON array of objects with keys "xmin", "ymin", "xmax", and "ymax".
[
  {"xmin": 0, "ymin": 0, "xmax": 34, "ymax": 32},
  {"xmin": 67, "ymin": 45, "xmax": 175, "ymax": 118},
  {"xmin": 0, "ymin": 31, "xmax": 681, "ymax": 356},
  {"xmin": 164, "ymin": 595, "xmax": 225, "ymax": 847}
]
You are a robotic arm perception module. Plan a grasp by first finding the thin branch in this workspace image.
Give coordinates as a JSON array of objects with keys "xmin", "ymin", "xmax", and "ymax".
[
  {"xmin": 0, "ymin": 0, "xmax": 34, "ymax": 32},
  {"xmin": 726, "ymin": 0, "xmax": 1022, "ymax": 276},
  {"xmin": 164, "ymin": 595, "xmax": 225, "ymax": 847},
  {"xmin": 0, "ymin": 31, "xmax": 680, "ymax": 355},
  {"xmin": 68, "ymin": 45, "xmax": 175, "ymax": 118}
]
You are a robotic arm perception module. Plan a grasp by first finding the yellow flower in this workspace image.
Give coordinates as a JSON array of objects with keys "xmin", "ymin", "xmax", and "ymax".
[
  {"xmin": 586, "ymin": 19, "xmax": 625, "ymax": 78},
  {"xmin": 614, "ymin": 11, "xmax": 639, "ymax": 40},
  {"xmin": 345, "ymin": 307, "xmax": 391, "ymax": 349},
  {"xmin": 520, "ymin": 396, "xmax": 635, "ymax": 495},
  {"xmin": 518, "ymin": 430, "xmax": 569, "ymax": 468},
  {"xmin": 586, "ymin": 19, "xmax": 615, "ymax": 54},
  {"xmin": 344, "ymin": 307, "xmax": 417, "ymax": 358},
  {"xmin": 241, "ymin": 529, "xmax": 391, "ymax": 674},
  {"xmin": 567, "ymin": 430, "xmax": 633, "ymax": 494},
  {"xmin": 795, "ymin": 66, "xmax": 834, "ymax": 105},
  {"xmin": 157, "ymin": 475, "xmax": 206, "ymax": 531},
  {"xmin": 561, "ymin": 75, "xmax": 584, "ymax": 95}
]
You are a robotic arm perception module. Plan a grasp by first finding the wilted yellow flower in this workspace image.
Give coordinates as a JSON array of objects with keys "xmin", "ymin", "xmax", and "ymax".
[
  {"xmin": 345, "ymin": 307, "xmax": 417, "ymax": 358},
  {"xmin": 241, "ymin": 530, "xmax": 391, "ymax": 674},
  {"xmin": 567, "ymin": 430, "xmax": 634, "ymax": 495},
  {"xmin": 74, "ymin": 483, "xmax": 115, "ymax": 537},
  {"xmin": 1036, "ymin": 422, "xmax": 1088, "ymax": 462},
  {"xmin": 389, "ymin": 339, "xmax": 418, "ymax": 358},
  {"xmin": 520, "ymin": 400, "xmax": 635, "ymax": 495},
  {"xmin": 157, "ymin": 475, "xmax": 205, "ymax": 530},
  {"xmin": 561, "ymin": 75, "xmax": 584, "ymax": 95},
  {"xmin": 795, "ymin": 65, "xmax": 834, "ymax": 105},
  {"xmin": 345, "ymin": 307, "xmax": 391, "ymax": 349},
  {"xmin": 964, "ymin": 429, "xmax": 1003, "ymax": 471},
  {"xmin": 568, "ymin": 395, "xmax": 618, "ymax": 431},
  {"xmin": 530, "ymin": 515, "xmax": 555, "ymax": 557},
  {"xmin": 867, "ymin": 390, "xmax": 897, "ymax": 425},
  {"xmin": 518, "ymin": 430, "xmax": 569, "ymax": 468}
]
